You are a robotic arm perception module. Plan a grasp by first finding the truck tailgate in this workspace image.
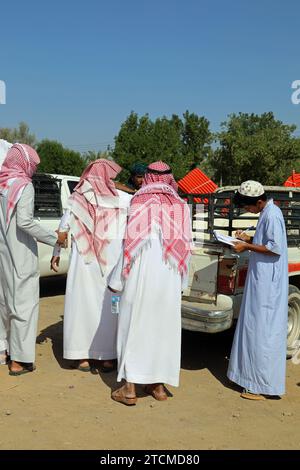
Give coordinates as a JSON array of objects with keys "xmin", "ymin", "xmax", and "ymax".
[{"xmin": 183, "ymin": 244, "xmax": 223, "ymax": 303}]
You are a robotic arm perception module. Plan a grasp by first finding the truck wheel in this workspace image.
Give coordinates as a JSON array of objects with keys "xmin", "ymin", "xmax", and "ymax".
[{"xmin": 287, "ymin": 285, "xmax": 300, "ymax": 358}]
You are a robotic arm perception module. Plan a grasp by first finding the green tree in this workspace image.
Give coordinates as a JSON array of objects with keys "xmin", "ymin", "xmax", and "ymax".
[
  {"xmin": 182, "ymin": 111, "xmax": 213, "ymax": 168},
  {"xmin": 112, "ymin": 112, "xmax": 153, "ymax": 174},
  {"xmin": 36, "ymin": 140, "xmax": 85, "ymax": 176},
  {"xmin": 211, "ymin": 112, "xmax": 300, "ymax": 185},
  {"xmin": 112, "ymin": 111, "xmax": 213, "ymax": 181},
  {"xmin": 0, "ymin": 122, "xmax": 36, "ymax": 146},
  {"xmin": 150, "ymin": 116, "xmax": 184, "ymax": 178}
]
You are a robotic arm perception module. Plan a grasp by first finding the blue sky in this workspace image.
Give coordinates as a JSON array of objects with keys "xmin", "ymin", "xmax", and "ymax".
[{"xmin": 1, "ymin": 0, "xmax": 300, "ymax": 152}]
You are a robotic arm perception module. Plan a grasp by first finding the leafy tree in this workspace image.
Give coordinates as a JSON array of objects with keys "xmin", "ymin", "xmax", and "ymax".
[
  {"xmin": 150, "ymin": 116, "xmax": 183, "ymax": 177},
  {"xmin": 210, "ymin": 112, "xmax": 300, "ymax": 186},
  {"xmin": 0, "ymin": 122, "xmax": 36, "ymax": 146},
  {"xmin": 182, "ymin": 111, "xmax": 213, "ymax": 168},
  {"xmin": 112, "ymin": 111, "xmax": 213, "ymax": 180},
  {"xmin": 112, "ymin": 112, "xmax": 152, "ymax": 174},
  {"xmin": 36, "ymin": 140, "xmax": 85, "ymax": 176}
]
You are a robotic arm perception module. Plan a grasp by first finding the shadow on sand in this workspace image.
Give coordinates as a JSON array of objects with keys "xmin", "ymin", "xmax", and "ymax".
[{"xmin": 37, "ymin": 275, "xmax": 238, "ymax": 393}]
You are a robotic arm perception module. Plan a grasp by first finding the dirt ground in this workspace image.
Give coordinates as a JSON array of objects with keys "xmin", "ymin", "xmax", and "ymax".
[{"xmin": 0, "ymin": 276, "xmax": 299, "ymax": 450}]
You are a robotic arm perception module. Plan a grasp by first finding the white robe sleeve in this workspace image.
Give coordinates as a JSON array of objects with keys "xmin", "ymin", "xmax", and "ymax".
[
  {"xmin": 52, "ymin": 209, "xmax": 71, "ymax": 257},
  {"xmin": 108, "ymin": 250, "xmax": 125, "ymax": 292},
  {"xmin": 16, "ymin": 183, "xmax": 57, "ymax": 247}
]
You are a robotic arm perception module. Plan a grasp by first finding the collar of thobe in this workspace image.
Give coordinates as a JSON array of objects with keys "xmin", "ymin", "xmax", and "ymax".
[
  {"xmin": 262, "ymin": 198, "xmax": 273, "ymax": 213},
  {"xmin": 258, "ymin": 198, "xmax": 273, "ymax": 223}
]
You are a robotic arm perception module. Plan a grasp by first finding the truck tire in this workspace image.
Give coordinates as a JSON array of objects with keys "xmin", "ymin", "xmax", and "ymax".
[{"xmin": 287, "ymin": 285, "xmax": 300, "ymax": 358}]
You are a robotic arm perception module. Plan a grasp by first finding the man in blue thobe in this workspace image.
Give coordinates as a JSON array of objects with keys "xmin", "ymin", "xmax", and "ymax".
[{"xmin": 227, "ymin": 180, "xmax": 288, "ymax": 400}]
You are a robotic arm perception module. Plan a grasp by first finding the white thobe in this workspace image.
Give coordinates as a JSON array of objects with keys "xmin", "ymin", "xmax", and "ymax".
[
  {"xmin": 227, "ymin": 200, "xmax": 288, "ymax": 395},
  {"xmin": 56, "ymin": 190, "xmax": 132, "ymax": 360},
  {"xmin": 109, "ymin": 227, "xmax": 188, "ymax": 387},
  {"xmin": 0, "ymin": 183, "xmax": 57, "ymax": 363},
  {"xmin": 0, "ymin": 255, "xmax": 8, "ymax": 356}
]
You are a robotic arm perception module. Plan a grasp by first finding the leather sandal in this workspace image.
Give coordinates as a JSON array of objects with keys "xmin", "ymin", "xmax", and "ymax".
[
  {"xmin": 240, "ymin": 389, "xmax": 266, "ymax": 401},
  {"xmin": 9, "ymin": 364, "xmax": 36, "ymax": 376},
  {"xmin": 78, "ymin": 365, "xmax": 91, "ymax": 372},
  {"xmin": 111, "ymin": 388, "xmax": 137, "ymax": 406},
  {"xmin": 144, "ymin": 384, "xmax": 168, "ymax": 401}
]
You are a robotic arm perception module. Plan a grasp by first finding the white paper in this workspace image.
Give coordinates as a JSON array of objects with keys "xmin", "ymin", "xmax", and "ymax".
[{"xmin": 213, "ymin": 230, "xmax": 246, "ymax": 247}]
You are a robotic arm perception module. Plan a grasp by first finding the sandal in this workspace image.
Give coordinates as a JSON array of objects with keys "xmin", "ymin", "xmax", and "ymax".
[
  {"xmin": 9, "ymin": 364, "xmax": 36, "ymax": 376},
  {"xmin": 78, "ymin": 365, "xmax": 91, "ymax": 372},
  {"xmin": 111, "ymin": 388, "xmax": 137, "ymax": 406},
  {"xmin": 240, "ymin": 389, "xmax": 266, "ymax": 401},
  {"xmin": 144, "ymin": 384, "xmax": 168, "ymax": 401}
]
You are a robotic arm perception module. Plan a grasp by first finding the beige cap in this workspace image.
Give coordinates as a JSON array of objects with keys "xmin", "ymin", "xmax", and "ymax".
[{"xmin": 238, "ymin": 180, "xmax": 264, "ymax": 197}]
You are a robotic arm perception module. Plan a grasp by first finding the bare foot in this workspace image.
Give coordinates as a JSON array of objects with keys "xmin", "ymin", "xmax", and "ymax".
[
  {"xmin": 9, "ymin": 360, "xmax": 24, "ymax": 373},
  {"xmin": 79, "ymin": 360, "xmax": 89, "ymax": 368},
  {"xmin": 75, "ymin": 360, "xmax": 91, "ymax": 371}
]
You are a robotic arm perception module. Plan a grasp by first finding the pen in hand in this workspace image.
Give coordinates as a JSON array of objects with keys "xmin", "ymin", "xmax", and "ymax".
[
  {"xmin": 235, "ymin": 226, "xmax": 255, "ymax": 241},
  {"xmin": 240, "ymin": 225, "xmax": 255, "ymax": 234}
]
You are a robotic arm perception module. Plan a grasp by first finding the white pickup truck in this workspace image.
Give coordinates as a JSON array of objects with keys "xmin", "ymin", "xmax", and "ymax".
[
  {"xmin": 181, "ymin": 187, "xmax": 300, "ymax": 358},
  {"xmin": 32, "ymin": 173, "xmax": 79, "ymax": 277}
]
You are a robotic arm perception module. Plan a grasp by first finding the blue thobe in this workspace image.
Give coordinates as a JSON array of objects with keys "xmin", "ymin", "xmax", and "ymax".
[{"xmin": 227, "ymin": 199, "xmax": 288, "ymax": 396}]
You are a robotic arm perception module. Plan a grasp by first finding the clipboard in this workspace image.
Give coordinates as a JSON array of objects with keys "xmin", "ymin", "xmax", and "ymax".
[{"xmin": 213, "ymin": 230, "xmax": 246, "ymax": 247}]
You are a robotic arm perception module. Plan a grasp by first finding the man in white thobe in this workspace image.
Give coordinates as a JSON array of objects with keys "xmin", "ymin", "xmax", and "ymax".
[
  {"xmin": 228, "ymin": 180, "xmax": 288, "ymax": 400},
  {"xmin": 0, "ymin": 139, "xmax": 12, "ymax": 361},
  {"xmin": 51, "ymin": 159, "xmax": 131, "ymax": 373},
  {"xmin": 0, "ymin": 143, "xmax": 65, "ymax": 375},
  {"xmin": 109, "ymin": 161, "xmax": 192, "ymax": 406}
]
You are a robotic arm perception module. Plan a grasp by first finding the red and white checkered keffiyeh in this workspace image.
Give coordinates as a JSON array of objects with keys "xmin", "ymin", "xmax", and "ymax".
[
  {"xmin": 0, "ymin": 143, "xmax": 40, "ymax": 228},
  {"xmin": 68, "ymin": 159, "xmax": 122, "ymax": 271},
  {"xmin": 123, "ymin": 161, "xmax": 192, "ymax": 277}
]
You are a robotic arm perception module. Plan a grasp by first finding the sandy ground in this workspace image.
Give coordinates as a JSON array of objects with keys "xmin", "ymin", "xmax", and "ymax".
[{"xmin": 0, "ymin": 276, "xmax": 299, "ymax": 450}]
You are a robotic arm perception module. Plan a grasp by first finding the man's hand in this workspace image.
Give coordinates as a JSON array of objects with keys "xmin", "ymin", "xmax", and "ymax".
[
  {"xmin": 234, "ymin": 230, "xmax": 252, "ymax": 243},
  {"xmin": 56, "ymin": 231, "xmax": 68, "ymax": 247},
  {"xmin": 50, "ymin": 256, "xmax": 60, "ymax": 272},
  {"xmin": 233, "ymin": 241, "xmax": 249, "ymax": 253}
]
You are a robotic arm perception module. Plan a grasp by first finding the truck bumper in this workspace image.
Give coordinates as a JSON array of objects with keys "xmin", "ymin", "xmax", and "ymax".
[{"xmin": 181, "ymin": 295, "xmax": 233, "ymax": 333}]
